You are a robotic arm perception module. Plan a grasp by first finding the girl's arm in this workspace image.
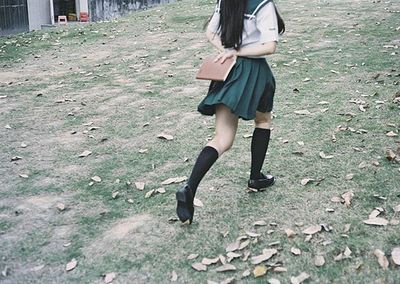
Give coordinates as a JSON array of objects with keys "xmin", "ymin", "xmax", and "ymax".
[
  {"xmin": 205, "ymin": 30, "xmax": 225, "ymax": 53},
  {"xmin": 214, "ymin": 42, "xmax": 277, "ymax": 63},
  {"xmin": 237, "ymin": 42, "xmax": 277, "ymax": 57}
]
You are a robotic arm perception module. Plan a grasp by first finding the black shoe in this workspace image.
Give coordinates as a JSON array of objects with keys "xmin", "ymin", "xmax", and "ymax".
[
  {"xmin": 247, "ymin": 173, "xmax": 275, "ymax": 192},
  {"xmin": 176, "ymin": 184, "xmax": 194, "ymax": 224}
]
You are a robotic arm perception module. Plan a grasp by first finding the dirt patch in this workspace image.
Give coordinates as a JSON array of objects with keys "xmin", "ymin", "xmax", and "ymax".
[
  {"xmin": 102, "ymin": 214, "xmax": 152, "ymax": 240},
  {"xmin": 0, "ymin": 71, "xmax": 26, "ymax": 84},
  {"xmin": 23, "ymin": 195, "xmax": 64, "ymax": 210},
  {"xmin": 83, "ymin": 213, "xmax": 175, "ymax": 257}
]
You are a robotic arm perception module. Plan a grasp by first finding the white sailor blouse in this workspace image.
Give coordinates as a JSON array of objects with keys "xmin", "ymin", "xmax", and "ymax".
[{"xmin": 207, "ymin": 0, "xmax": 279, "ymax": 48}]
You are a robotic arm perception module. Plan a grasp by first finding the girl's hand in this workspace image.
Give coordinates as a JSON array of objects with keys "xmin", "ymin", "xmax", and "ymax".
[{"xmin": 214, "ymin": 50, "xmax": 238, "ymax": 64}]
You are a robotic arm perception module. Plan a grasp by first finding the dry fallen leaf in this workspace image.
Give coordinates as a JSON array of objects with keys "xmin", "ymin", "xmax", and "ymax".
[
  {"xmin": 239, "ymin": 239, "xmax": 250, "ymax": 250},
  {"xmin": 331, "ymin": 196, "xmax": 342, "ymax": 203},
  {"xmin": 19, "ymin": 173, "xmax": 29, "ymax": 179},
  {"xmin": 294, "ymin": 110, "xmax": 311, "ymax": 115},
  {"xmin": 227, "ymin": 252, "xmax": 241, "ymax": 261},
  {"xmin": 253, "ymin": 265, "xmax": 267, "ymax": 278},
  {"xmin": 66, "ymin": 258, "xmax": 77, "ymax": 271},
  {"xmin": 157, "ymin": 133, "xmax": 174, "ymax": 140},
  {"xmin": 290, "ymin": 272, "xmax": 310, "ymax": 284},
  {"xmin": 135, "ymin": 182, "xmax": 145, "ymax": 190},
  {"xmin": 214, "ymin": 264, "xmax": 236, "ymax": 272},
  {"xmin": 250, "ymin": 249, "xmax": 277, "ymax": 265},
  {"xmin": 242, "ymin": 250, "xmax": 251, "ymax": 262},
  {"xmin": 1, "ymin": 266, "xmax": 10, "ymax": 277},
  {"xmin": 78, "ymin": 150, "xmax": 92, "ymax": 157},
  {"xmin": 56, "ymin": 203, "xmax": 66, "ymax": 211},
  {"xmin": 242, "ymin": 269, "xmax": 251, "ymax": 278},
  {"xmin": 220, "ymin": 277, "xmax": 235, "ymax": 284},
  {"xmin": 335, "ymin": 247, "xmax": 352, "ymax": 261},
  {"xmin": 267, "ymin": 278, "xmax": 281, "ymax": 284},
  {"xmin": 145, "ymin": 189, "xmax": 155, "ymax": 198},
  {"xmin": 373, "ymin": 249, "xmax": 389, "ymax": 270},
  {"xmin": 344, "ymin": 247, "xmax": 352, "ymax": 257},
  {"xmin": 253, "ymin": 220, "xmax": 267, "ymax": 226},
  {"xmin": 191, "ymin": 262, "xmax": 207, "ymax": 271},
  {"xmin": 302, "ymin": 225, "xmax": 321, "ymax": 235},
  {"xmin": 11, "ymin": 156, "xmax": 22, "ymax": 161},
  {"xmin": 170, "ymin": 270, "xmax": 178, "ymax": 282},
  {"xmin": 386, "ymin": 131, "xmax": 398, "ymax": 137},
  {"xmin": 187, "ymin": 254, "xmax": 199, "ymax": 260},
  {"xmin": 193, "ymin": 198, "xmax": 203, "ymax": 207},
  {"xmin": 225, "ymin": 240, "xmax": 240, "ymax": 253},
  {"xmin": 273, "ymin": 267, "xmax": 287, "ymax": 273},
  {"xmin": 104, "ymin": 272, "xmax": 116, "ymax": 283},
  {"xmin": 391, "ymin": 247, "xmax": 400, "ymax": 265},
  {"xmin": 319, "ymin": 151, "xmax": 334, "ymax": 159},
  {"xmin": 314, "ymin": 255, "xmax": 325, "ymax": 267},
  {"xmin": 359, "ymin": 161, "xmax": 368, "ymax": 169},
  {"xmin": 344, "ymin": 224, "xmax": 351, "ymax": 233},
  {"xmin": 369, "ymin": 209, "xmax": 382, "ymax": 219},
  {"xmin": 219, "ymin": 255, "xmax": 227, "ymax": 265},
  {"xmin": 91, "ymin": 176, "xmax": 101, "ymax": 183},
  {"xmin": 285, "ymin": 228, "xmax": 296, "ymax": 238},
  {"xmin": 155, "ymin": 187, "xmax": 166, "ymax": 194},
  {"xmin": 112, "ymin": 191, "xmax": 119, "ymax": 199},
  {"xmin": 202, "ymin": 257, "xmax": 220, "ymax": 266},
  {"xmin": 246, "ymin": 231, "xmax": 261, "ymax": 238},
  {"xmin": 161, "ymin": 176, "xmax": 186, "ymax": 185},
  {"xmin": 394, "ymin": 204, "xmax": 400, "ymax": 213},
  {"xmin": 300, "ymin": 178, "xmax": 314, "ymax": 186},
  {"xmin": 341, "ymin": 191, "xmax": 354, "ymax": 207},
  {"xmin": 345, "ymin": 174, "xmax": 354, "ymax": 180},
  {"xmin": 363, "ymin": 218, "xmax": 389, "ymax": 226},
  {"xmin": 386, "ymin": 149, "xmax": 396, "ymax": 161},
  {"xmin": 291, "ymin": 247, "xmax": 301, "ymax": 255}
]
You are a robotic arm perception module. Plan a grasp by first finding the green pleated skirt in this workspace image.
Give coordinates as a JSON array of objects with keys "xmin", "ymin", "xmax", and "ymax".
[{"xmin": 197, "ymin": 57, "xmax": 275, "ymax": 120}]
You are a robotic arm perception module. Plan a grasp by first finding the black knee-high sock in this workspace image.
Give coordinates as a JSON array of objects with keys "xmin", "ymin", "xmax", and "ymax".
[
  {"xmin": 188, "ymin": 146, "xmax": 219, "ymax": 195},
  {"xmin": 250, "ymin": 128, "xmax": 271, "ymax": 179}
]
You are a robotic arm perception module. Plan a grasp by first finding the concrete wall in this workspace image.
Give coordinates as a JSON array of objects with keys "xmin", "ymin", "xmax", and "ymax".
[
  {"xmin": 89, "ymin": 0, "xmax": 174, "ymax": 21},
  {"xmin": 27, "ymin": 0, "xmax": 51, "ymax": 31}
]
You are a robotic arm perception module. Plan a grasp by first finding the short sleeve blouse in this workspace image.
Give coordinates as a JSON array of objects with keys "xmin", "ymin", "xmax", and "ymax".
[{"xmin": 207, "ymin": 0, "xmax": 279, "ymax": 48}]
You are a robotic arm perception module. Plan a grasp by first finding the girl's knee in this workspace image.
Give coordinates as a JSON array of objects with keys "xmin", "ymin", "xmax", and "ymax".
[
  {"xmin": 254, "ymin": 111, "xmax": 272, "ymax": 129},
  {"xmin": 208, "ymin": 136, "xmax": 234, "ymax": 155},
  {"xmin": 217, "ymin": 138, "xmax": 234, "ymax": 153}
]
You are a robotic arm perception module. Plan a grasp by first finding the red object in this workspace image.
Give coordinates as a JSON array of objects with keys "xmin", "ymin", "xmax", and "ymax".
[{"xmin": 80, "ymin": 12, "xmax": 89, "ymax": 22}]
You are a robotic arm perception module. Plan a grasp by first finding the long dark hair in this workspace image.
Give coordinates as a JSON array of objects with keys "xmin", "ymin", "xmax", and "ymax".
[
  {"xmin": 217, "ymin": 0, "xmax": 285, "ymax": 50},
  {"xmin": 220, "ymin": 0, "xmax": 247, "ymax": 50},
  {"xmin": 275, "ymin": 4, "xmax": 285, "ymax": 35}
]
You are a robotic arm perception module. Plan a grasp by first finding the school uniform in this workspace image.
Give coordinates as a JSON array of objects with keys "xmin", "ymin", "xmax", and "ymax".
[{"xmin": 198, "ymin": 0, "xmax": 279, "ymax": 120}]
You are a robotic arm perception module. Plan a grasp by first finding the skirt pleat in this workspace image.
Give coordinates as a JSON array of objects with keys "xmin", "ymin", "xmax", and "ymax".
[{"xmin": 197, "ymin": 57, "xmax": 275, "ymax": 120}]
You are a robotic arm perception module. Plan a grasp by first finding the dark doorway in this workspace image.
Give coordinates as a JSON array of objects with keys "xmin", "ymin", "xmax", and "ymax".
[
  {"xmin": 53, "ymin": 0, "xmax": 76, "ymax": 21},
  {"xmin": 0, "ymin": 0, "xmax": 29, "ymax": 36}
]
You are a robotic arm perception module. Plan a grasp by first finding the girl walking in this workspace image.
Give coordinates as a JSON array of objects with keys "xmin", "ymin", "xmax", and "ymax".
[{"xmin": 176, "ymin": 0, "xmax": 285, "ymax": 224}]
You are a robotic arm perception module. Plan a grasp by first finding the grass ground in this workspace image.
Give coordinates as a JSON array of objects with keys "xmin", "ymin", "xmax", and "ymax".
[{"xmin": 0, "ymin": 0, "xmax": 399, "ymax": 283}]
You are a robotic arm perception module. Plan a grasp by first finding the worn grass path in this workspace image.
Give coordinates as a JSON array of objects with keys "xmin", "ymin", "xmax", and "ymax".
[{"xmin": 1, "ymin": 0, "xmax": 399, "ymax": 283}]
